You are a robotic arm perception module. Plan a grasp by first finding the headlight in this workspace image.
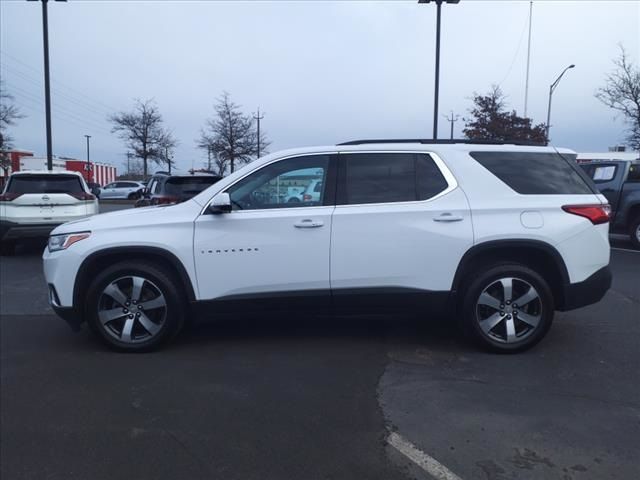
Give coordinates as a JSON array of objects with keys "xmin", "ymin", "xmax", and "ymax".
[{"xmin": 48, "ymin": 232, "xmax": 91, "ymax": 252}]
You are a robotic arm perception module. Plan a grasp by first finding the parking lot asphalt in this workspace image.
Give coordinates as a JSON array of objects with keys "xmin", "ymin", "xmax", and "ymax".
[{"xmin": 1, "ymin": 203, "xmax": 638, "ymax": 480}]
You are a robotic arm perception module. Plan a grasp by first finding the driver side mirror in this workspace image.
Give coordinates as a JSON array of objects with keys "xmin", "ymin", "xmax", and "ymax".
[{"xmin": 209, "ymin": 192, "xmax": 232, "ymax": 214}]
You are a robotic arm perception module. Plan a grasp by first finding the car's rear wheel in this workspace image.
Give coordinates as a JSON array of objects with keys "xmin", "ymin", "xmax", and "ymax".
[
  {"xmin": 128, "ymin": 191, "xmax": 141, "ymax": 200},
  {"xmin": 85, "ymin": 261, "xmax": 185, "ymax": 351},
  {"xmin": 460, "ymin": 263, "xmax": 554, "ymax": 353},
  {"xmin": 629, "ymin": 215, "xmax": 640, "ymax": 249}
]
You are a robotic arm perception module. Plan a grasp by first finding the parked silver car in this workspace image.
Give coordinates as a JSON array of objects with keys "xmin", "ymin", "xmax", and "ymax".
[{"xmin": 99, "ymin": 181, "xmax": 145, "ymax": 200}]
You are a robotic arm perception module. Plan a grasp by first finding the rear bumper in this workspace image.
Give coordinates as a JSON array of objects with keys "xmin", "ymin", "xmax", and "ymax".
[
  {"xmin": 0, "ymin": 220, "xmax": 61, "ymax": 241},
  {"xmin": 559, "ymin": 265, "xmax": 612, "ymax": 311}
]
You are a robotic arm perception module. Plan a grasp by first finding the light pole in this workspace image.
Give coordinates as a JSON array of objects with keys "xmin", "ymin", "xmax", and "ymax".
[
  {"xmin": 546, "ymin": 64, "xmax": 575, "ymax": 142},
  {"xmin": 418, "ymin": 0, "xmax": 460, "ymax": 140},
  {"xmin": 84, "ymin": 134, "xmax": 91, "ymax": 182},
  {"xmin": 27, "ymin": 0, "xmax": 67, "ymax": 171}
]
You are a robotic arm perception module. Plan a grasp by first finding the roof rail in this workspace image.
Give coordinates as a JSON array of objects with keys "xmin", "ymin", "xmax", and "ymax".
[{"xmin": 337, "ymin": 139, "xmax": 547, "ymax": 147}]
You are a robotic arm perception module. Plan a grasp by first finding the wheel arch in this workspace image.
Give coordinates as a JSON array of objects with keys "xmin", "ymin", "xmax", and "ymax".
[
  {"xmin": 452, "ymin": 239, "xmax": 570, "ymax": 310},
  {"xmin": 74, "ymin": 246, "xmax": 196, "ymax": 310}
]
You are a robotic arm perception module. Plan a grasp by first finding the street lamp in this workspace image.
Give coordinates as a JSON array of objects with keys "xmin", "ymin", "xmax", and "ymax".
[
  {"xmin": 546, "ymin": 64, "xmax": 575, "ymax": 142},
  {"xmin": 27, "ymin": 0, "xmax": 67, "ymax": 171},
  {"xmin": 84, "ymin": 134, "xmax": 91, "ymax": 182},
  {"xmin": 418, "ymin": 0, "xmax": 460, "ymax": 140}
]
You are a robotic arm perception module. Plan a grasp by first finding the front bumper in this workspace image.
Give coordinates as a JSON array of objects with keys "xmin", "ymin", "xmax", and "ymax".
[
  {"xmin": 48, "ymin": 283, "xmax": 82, "ymax": 331},
  {"xmin": 560, "ymin": 265, "xmax": 612, "ymax": 311},
  {"xmin": 0, "ymin": 220, "xmax": 62, "ymax": 241}
]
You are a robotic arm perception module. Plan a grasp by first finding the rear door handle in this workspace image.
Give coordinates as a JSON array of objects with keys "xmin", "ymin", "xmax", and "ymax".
[
  {"xmin": 433, "ymin": 213, "xmax": 463, "ymax": 222},
  {"xmin": 294, "ymin": 219, "xmax": 324, "ymax": 228}
]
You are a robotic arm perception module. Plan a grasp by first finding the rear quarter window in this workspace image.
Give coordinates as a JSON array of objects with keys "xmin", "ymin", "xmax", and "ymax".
[{"xmin": 470, "ymin": 152, "xmax": 594, "ymax": 195}]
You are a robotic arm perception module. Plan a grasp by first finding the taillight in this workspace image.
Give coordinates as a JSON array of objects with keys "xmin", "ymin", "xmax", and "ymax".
[
  {"xmin": 70, "ymin": 192, "xmax": 96, "ymax": 201},
  {"xmin": 0, "ymin": 193, "xmax": 22, "ymax": 202},
  {"xmin": 562, "ymin": 204, "xmax": 611, "ymax": 225},
  {"xmin": 303, "ymin": 194, "xmax": 312, "ymax": 201}
]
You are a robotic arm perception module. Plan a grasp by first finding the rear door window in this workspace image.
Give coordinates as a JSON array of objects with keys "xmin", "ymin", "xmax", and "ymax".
[
  {"xmin": 470, "ymin": 152, "xmax": 594, "ymax": 195},
  {"xmin": 338, "ymin": 153, "xmax": 449, "ymax": 205},
  {"xmin": 6, "ymin": 175, "xmax": 84, "ymax": 194},
  {"xmin": 579, "ymin": 163, "xmax": 617, "ymax": 183},
  {"xmin": 165, "ymin": 177, "xmax": 220, "ymax": 195}
]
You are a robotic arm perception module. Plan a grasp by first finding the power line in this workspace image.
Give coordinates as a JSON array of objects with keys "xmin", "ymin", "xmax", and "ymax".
[{"xmin": 0, "ymin": 49, "xmax": 117, "ymax": 113}]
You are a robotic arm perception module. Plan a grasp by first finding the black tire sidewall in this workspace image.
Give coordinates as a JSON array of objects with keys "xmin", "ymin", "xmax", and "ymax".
[
  {"xmin": 461, "ymin": 263, "xmax": 554, "ymax": 353},
  {"xmin": 629, "ymin": 216, "xmax": 640, "ymax": 249},
  {"xmin": 85, "ymin": 261, "xmax": 185, "ymax": 352}
]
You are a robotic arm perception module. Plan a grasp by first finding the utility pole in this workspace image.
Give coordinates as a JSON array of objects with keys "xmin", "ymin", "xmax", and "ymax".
[
  {"xmin": 253, "ymin": 107, "xmax": 264, "ymax": 159},
  {"xmin": 524, "ymin": 0, "xmax": 533, "ymax": 117},
  {"xmin": 28, "ymin": 0, "xmax": 67, "ymax": 170},
  {"xmin": 443, "ymin": 111, "xmax": 460, "ymax": 140},
  {"xmin": 165, "ymin": 147, "xmax": 172, "ymax": 174},
  {"xmin": 207, "ymin": 145, "xmax": 212, "ymax": 171},
  {"xmin": 84, "ymin": 134, "xmax": 91, "ymax": 183}
]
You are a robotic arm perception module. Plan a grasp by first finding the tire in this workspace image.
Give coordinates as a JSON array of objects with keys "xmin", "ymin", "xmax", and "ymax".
[
  {"xmin": 287, "ymin": 197, "xmax": 301, "ymax": 203},
  {"xmin": 459, "ymin": 263, "xmax": 554, "ymax": 353},
  {"xmin": 629, "ymin": 215, "xmax": 640, "ymax": 250},
  {"xmin": 85, "ymin": 261, "xmax": 186, "ymax": 352},
  {"xmin": 0, "ymin": 240, "xmax": 16, "ymax": 256}
]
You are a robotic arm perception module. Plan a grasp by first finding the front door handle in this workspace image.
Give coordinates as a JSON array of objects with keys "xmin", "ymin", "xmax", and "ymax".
[
  {"xmin": 433, "ymin": 213, "xmax": 463, "ymax": 222},
  {"xmin": 294, "ymin": 219, "xmax": 324, "ymax": 228}
]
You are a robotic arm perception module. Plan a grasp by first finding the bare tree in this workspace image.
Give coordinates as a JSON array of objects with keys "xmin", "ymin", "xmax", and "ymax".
[
  {"xmin": 595, "ymin": 45, "xmax": 640, "ymax": 150},
  {"xmin": 109, "ymin": 99, "xmax": 174, "ymax": 177},
  {"xmin": 197, "ymin": 92, "xmax": 268, "ymax": 175},
  {"xmin": 158, "ymin": 130, "xmax": 178, "ymax": 173},
  {"xmin": 0, "ymin": 81, "xmax": 25, "ymax": 173}
]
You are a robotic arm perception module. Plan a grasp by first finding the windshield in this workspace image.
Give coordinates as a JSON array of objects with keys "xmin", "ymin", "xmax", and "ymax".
[
  {"xmin": 164, "ymin": 176, "xmax": 220, "ymax": 195},
  {"xmin": 6, "ymin": 175, "xmax": 84, "ymax": 194}
]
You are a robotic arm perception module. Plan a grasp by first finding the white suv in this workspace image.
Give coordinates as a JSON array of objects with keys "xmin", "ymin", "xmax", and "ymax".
[
  {"xmin": 43, "ymin": 142, "xmax": 612, "ymax": 352},
  {"xmin": 1, "ymin": 170, "xmax": 98, "ymax": 255}
]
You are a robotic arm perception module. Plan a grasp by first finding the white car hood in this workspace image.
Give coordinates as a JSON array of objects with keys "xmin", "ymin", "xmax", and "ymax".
[{"xmin": 51, "ymin": 200, "xmax": 200, "ymax": 235}]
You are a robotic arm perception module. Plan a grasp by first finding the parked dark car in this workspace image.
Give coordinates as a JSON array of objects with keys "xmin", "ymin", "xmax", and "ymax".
[
  {"xmin": 578, "ymin": 158, "xmax": 640, "ymax": 248},
  {"xmin": 135, "ymin": 173, "xmax": 222, "ymax": 207}
]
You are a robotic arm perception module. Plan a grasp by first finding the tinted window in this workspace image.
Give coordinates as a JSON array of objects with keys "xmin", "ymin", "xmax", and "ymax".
[
  {"xmin": 7, "ymin": 175, "xmax": 84, "ymax": 194},
  {"xmin": 340, "ymin": 153, "xmax": 448, "ymax": 205},
  {"xmin": 627, "ymin": 164, "xmax": 640, "ymax": 182},
  {"xmin": 471, "ymin": 152, "xmax": 593, "ymax": 195},
  {"xmin": 227, "ymin": 155, "xmax": 329, "ymax": 210},
  {"xmin": 164, "ymin": 176, "xmax": 220, "ymax": 195}
]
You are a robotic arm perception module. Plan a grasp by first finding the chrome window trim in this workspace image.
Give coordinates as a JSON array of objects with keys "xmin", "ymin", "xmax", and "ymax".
[
  {"xmin": 199, "ymin": 149, "xmax": 459, "ymax": 215},
  {"xmin": 334, "ymin": 150, "xmax": 458, "ymax": 209},
  {"xmin": 199, "ymin": 151, "xmax": 337, "ymax": 215}
]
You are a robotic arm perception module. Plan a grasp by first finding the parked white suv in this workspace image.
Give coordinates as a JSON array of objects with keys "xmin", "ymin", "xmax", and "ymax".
[
  {"xmin": 1, "ymin": 170, "xmax": 98, "ymax": 255},
  {"xmin": 43, "ymin": 141, "xmax": 611, "ymax": 352}
]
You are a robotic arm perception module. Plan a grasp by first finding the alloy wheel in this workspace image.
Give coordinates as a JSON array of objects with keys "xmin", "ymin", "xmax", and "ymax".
[
  {"xmin": 97, "ymin": 276, "xmax": 167, "ymax": 344},
  {"xmin": 475, "ymin": 277, "xmax": 542, "ymax": 344}
]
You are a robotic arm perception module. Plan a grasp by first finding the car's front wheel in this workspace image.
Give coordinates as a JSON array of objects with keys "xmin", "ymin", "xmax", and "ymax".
[
  {"xmin": 85, "ymin": 261, "xmax": 185, "ymax": 351},
  {"xmin": 460, "ymin": 263, "xmax": 554, "ymax": 353}
]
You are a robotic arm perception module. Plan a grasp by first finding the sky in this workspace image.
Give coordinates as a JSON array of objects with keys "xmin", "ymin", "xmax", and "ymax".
[{"xmin": 1, "ymin": 0, "xmax": 639, "ymax": 175}]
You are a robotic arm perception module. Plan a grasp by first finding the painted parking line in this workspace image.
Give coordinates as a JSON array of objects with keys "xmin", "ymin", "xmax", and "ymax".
[
  {"xmin": 611, "ymin": 247, "xmax": 640, "ymax": 253},
  {"xmin": 387, "ymin": 431, "xmax": 463, "ymax": 480}
]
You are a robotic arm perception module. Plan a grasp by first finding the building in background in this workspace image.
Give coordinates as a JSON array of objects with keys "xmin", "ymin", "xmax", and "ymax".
[{"xmin": 0, "ymin": 149, "xmax": 116, "ymax": 187}]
